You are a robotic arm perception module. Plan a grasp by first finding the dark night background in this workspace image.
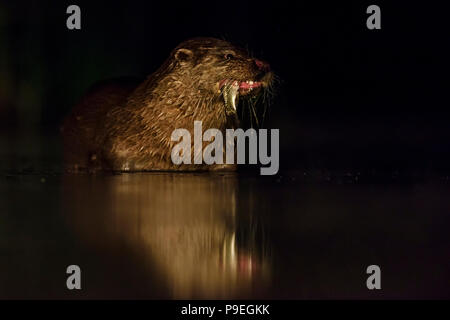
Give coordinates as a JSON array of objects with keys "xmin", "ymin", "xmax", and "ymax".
[
  {"xmin": 0, "ymin": 0, "xmax": 448, "ymax": 175},
  {"xmin": 0, "ymin": 0, "xmax": 449, "ymax": 300}
]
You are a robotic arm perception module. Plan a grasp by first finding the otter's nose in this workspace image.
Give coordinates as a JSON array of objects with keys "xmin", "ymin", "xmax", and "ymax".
[{"xmin": 254, "ymin": 59, "xmax": 270, "ymax": 72}]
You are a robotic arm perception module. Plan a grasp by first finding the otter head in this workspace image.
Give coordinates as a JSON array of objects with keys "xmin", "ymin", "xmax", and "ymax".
[{"xmin": 172, "ymin": 37, "xmax": 274, "ymax": 116}]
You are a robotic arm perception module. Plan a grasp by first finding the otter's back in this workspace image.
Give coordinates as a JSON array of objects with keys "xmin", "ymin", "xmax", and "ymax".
[{"xmin": 61, "ymin": 77, "xmax": 142, "ymax": 170}]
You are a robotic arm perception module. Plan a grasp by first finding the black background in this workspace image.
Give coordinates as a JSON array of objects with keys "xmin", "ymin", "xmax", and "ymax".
[
  {"xmin": 1, "ymin": 0, "xmax": 450, "ymax": 302},
  {"xmin": 0, "ymin": 0, "xmax": 449, "ymax": 173}
]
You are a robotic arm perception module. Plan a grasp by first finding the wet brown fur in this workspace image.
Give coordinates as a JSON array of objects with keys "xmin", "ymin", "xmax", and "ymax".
[{"xmin": 61, "ymin": 37, "xmax": 273, "ymax": 172}]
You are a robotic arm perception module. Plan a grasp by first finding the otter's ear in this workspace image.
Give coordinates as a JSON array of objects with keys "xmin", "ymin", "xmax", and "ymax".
[{"xmin": 174, "ymin": 48, "xmax": 194, "ymax": 63}]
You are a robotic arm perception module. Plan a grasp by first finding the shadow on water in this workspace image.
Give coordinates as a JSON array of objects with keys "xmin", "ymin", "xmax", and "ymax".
[
  {"xmin": 0, "ymin": 132, "xmax": 449, "ymax": 299},
  {"xmin": 61, "ymin": 172, "xmax": 271, "ymax": 299}
]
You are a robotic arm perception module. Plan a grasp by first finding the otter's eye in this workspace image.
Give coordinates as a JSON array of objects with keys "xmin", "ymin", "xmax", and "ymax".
[{"xmin": 225, "ymin": 53, "xmax": 234, "ymax": 60}]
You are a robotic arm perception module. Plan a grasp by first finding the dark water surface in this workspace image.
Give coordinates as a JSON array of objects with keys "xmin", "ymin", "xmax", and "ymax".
[{"xmin": 0, "ymin": 135, "xmax": 449, "ymax": 299}]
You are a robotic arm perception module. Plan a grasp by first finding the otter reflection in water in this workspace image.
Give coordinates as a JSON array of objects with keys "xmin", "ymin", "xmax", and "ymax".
[{"xmin": 63, "ymin": 173, "xmax": 271, "ymax": 298}]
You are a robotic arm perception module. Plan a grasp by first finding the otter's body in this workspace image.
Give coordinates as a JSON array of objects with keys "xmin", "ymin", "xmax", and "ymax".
[{"xmin": 62, "ymin": 38, "xmax": 272, "ymax": 172}]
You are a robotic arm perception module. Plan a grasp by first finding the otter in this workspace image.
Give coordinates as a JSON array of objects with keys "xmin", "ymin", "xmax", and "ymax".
[{"xmin": 61, "ymin": 37, "xmax": 273, "ymax": 172}]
